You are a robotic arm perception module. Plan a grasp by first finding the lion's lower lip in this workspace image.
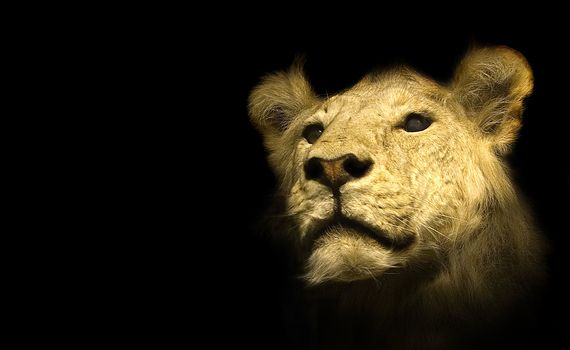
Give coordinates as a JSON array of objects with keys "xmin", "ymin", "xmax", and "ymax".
[{"xmin": 310, "ymin": 216, "xmax": 414, "ymax": 251}]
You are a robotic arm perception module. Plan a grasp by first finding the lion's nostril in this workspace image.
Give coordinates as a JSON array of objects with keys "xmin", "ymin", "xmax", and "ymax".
[
  {"xmin": 343, "ymin": 155, "xmax": 373, "ymax": 178},
  {"xmin": 304, "ymin": 158, "xmax": 324, "ymax": 180}
]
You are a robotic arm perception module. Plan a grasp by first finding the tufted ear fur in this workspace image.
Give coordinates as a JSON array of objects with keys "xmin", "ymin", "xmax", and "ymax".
[
  {"xmin": 248, "ymin": 60, "xmax": 319, "ymax": 150},
  {"xmin": 452, "ymin": 46, "xmax": 533, "ymax": 155}
]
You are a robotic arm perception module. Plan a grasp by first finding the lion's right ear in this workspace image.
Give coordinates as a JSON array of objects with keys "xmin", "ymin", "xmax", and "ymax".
[
  {"xmin": 451, "ymin": 46, "xmax": 533, "ymax": 155},
  {"xmin": 248, "ymin": 61, "xmax": 318, "ymax": 148}
]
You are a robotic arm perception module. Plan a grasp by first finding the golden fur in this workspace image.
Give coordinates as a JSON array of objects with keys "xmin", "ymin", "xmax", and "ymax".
[{"xmin": 248, "ymin": 47, "xmax": 546, "ymax": 349}]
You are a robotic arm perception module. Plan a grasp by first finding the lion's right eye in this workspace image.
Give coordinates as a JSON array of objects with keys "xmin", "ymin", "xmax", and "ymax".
[{"xmin": 302, "ymin": 124, "xmax": 324, "ymax": 144}]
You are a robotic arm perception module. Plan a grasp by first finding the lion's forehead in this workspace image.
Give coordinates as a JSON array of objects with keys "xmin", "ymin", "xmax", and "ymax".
[{"xmin": 316, "ymin": 83, "xmax": 449, "ymax": 126}]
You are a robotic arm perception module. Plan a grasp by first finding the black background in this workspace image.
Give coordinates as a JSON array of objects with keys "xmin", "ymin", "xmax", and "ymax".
[{"xmin": 135, "ymin": 16, "xmax": 569, "ymax": 348}]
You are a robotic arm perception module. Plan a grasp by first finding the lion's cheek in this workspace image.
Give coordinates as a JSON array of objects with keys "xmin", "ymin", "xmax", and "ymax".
[{"xmin": 287, "ymin": 180, "xmax": 335, "ymax": 240}]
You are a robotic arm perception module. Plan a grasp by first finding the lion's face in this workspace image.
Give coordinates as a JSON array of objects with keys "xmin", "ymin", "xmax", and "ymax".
[
  {"xmin": 274, "ymin": 75, "xmax": 477, "ymax": 283},
  {"xmin": 249, "ymin": 48, "xmax": 533, "ymax": 285}
]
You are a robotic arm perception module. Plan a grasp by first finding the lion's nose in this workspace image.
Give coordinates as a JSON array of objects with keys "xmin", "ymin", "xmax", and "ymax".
[{"xmin": 304, "ymin": 154, "xmax": 373, "ymax": 189}]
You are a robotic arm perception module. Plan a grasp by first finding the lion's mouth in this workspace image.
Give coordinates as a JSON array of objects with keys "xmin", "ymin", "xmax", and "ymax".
[{"xmin": 308, "ymin": 215, "xmax": 415, "ymax": 251}]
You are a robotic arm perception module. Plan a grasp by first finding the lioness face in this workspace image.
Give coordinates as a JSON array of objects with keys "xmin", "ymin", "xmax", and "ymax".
[
  {"xmin": 277, "ymin": 74, "xmax": 475, "ymax": 283},
  {"xmin": 249, "ymin": 48, "xmax": 533, "ymax": 285}
]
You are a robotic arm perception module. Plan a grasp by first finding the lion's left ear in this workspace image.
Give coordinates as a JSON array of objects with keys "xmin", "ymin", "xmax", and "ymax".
[{"xmin": 452, "ymin": 46, "xmax": 533, "ymax": 155}]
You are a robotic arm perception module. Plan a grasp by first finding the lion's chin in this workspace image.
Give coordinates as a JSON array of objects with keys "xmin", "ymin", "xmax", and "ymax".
[{"xmin": 304, "ymin": 227, "xmax": 402, "ymax": 285}]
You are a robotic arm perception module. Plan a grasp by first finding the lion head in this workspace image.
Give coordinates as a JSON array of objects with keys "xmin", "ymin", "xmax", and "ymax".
[{"xmin": 247, "ymin": 46, "xmax": 545, "ymax": 317}]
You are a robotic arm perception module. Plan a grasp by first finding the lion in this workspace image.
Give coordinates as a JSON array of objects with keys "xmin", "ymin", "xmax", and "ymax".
[{"xmin": 248, "ymin": 46, "xmax": 547, "ymax": 349}]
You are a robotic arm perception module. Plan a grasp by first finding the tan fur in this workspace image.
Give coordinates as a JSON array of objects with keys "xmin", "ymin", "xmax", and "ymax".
[{"xmin": 248, "ymin": 47, "xmax": 546, "ymax": 349}]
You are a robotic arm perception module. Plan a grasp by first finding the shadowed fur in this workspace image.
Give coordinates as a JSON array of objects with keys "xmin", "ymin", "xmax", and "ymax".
[{"xmin": 248, "ymin": 46, "xmax": 546, "ymax": 349}]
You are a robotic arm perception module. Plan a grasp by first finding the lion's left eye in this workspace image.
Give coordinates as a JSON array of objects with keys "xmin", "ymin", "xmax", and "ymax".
[
  {"xmin": 403, "ymin": 113, "xmax": 432, "ymax": 132},
  {"xmin": 303, "ymin": 123, "xmax": 324, "ymax": 144}
]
